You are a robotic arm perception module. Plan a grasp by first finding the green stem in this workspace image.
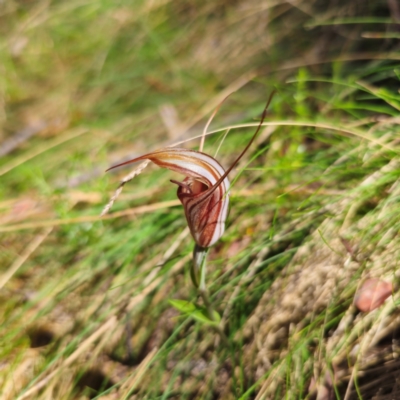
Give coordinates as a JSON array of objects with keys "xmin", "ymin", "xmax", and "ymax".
[
  {"xmin": 198, "ymin": 286, "xmax": 229, "ymax": 347},
  {"xmin": 192, "ymin": 244, "xmax": 229, "ymax": 347}
]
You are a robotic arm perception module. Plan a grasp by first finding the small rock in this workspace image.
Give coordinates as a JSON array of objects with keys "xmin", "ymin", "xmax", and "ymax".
[{"xmin": 354, "ymin": 278, "xmax": 393, "ymax": 312}]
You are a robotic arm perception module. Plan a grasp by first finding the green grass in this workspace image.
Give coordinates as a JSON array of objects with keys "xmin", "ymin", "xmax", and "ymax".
[{"xmin": 1, "ymin": 0, "xmax": 400, "ymax": 399}]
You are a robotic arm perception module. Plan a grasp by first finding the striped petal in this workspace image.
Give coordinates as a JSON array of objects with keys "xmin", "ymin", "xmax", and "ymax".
[
  {"xmin": 108, "ymin": 148, "xmax": 230, "ymax": 248},
  {"xmin": 107, "ymin": 90, "xmax": 275, "ymax": 249}
]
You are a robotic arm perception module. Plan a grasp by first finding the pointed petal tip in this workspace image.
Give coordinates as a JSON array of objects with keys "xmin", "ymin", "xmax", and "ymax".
[{"xmin": 105, "ymin": 156, "xmax": 145, "ymax": 172}]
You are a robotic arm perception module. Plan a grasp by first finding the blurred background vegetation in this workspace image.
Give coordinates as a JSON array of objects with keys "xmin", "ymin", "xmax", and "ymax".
[{"xmin": 1, "ymin": 0, "xmax": 400, "ymax": 399}]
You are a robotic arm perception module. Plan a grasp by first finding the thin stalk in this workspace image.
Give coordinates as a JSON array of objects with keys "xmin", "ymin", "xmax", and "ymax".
[{"xmin": 192, "ymin": 244, "xmax": 229, "ymax": 347}]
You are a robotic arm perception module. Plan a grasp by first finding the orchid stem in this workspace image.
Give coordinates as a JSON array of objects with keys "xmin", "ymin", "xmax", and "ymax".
[
  {"xmin": 192, "ymin": 244, "xmax": 229, "ymax": 347},
  {"xmin": 199, "ymin": 287, "xmax": 229, "ymax": 347}
]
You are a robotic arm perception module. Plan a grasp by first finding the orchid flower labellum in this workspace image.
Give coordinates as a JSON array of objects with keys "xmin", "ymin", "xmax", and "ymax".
[
  {"xmin": 107, "ymin": 92, "xmax": 275, "ymax": 249},
  {"xmin": 109, "ymin": 148, "xmax": 230, "ymax": 248}
]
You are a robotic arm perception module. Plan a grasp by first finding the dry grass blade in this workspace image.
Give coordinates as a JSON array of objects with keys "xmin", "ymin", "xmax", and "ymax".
[
  {"xmin": 199, "ymin": 92, "xmax": 234, "ymax": 152},
  {"xmin": 120, "ymin": 347, "xmax": 158, "ymax": 400},
  {"xmin": 100, "ymin": 160, "xmax": 150, "ymax": 216},
  {"xmin": 2, "ymin": 2, "xmax": 399, "ymax": 398},
  {"xmin": 0, "ymin": 184, "xmax": 266, "ymax": 233},
  {"xmin": 221, "ymin": 245, "xmax": 270, "ymax": 329},
  {"xmin": 0, "ymin": 227, "xmax": 52, "ymax": 289},
  {"xmin": 126, "ymin": 253, "xmax": 191, "ymax": 312},
  {"xmin": 0, "ymin": 121, "xmax": 47, "ymax": 157},
  {"xmin": 357, "ymin": 79, "xmax": 400, "ymax": 112},
  {"xmin": 18, "ymin": 316, "xmax": 118, "ymax": 400},
  {"xmin": 171, "ymin": 121, "xmax": 398, "ymax": 153},
  {"xmin": 0, "ymin": 199, "xmax": 180, "ymax": 232},
  {"xmin": 0, "ymin": 128, "xmax": 88, "ymax": 176}
]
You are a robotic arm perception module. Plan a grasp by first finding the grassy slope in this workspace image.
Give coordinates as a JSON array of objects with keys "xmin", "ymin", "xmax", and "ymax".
[{"xmin": 0, "ymin": 0, "xmax": 399, "ymax": 399}]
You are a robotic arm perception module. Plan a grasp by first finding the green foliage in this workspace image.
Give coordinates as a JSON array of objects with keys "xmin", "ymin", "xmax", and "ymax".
[
  {"xmin": 169, "ymin": 299, "xmax": 221, "ymax": 326},
  {"xmin": 0, "ymin": 0, "xmax": 399, "ymax": 398}
]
